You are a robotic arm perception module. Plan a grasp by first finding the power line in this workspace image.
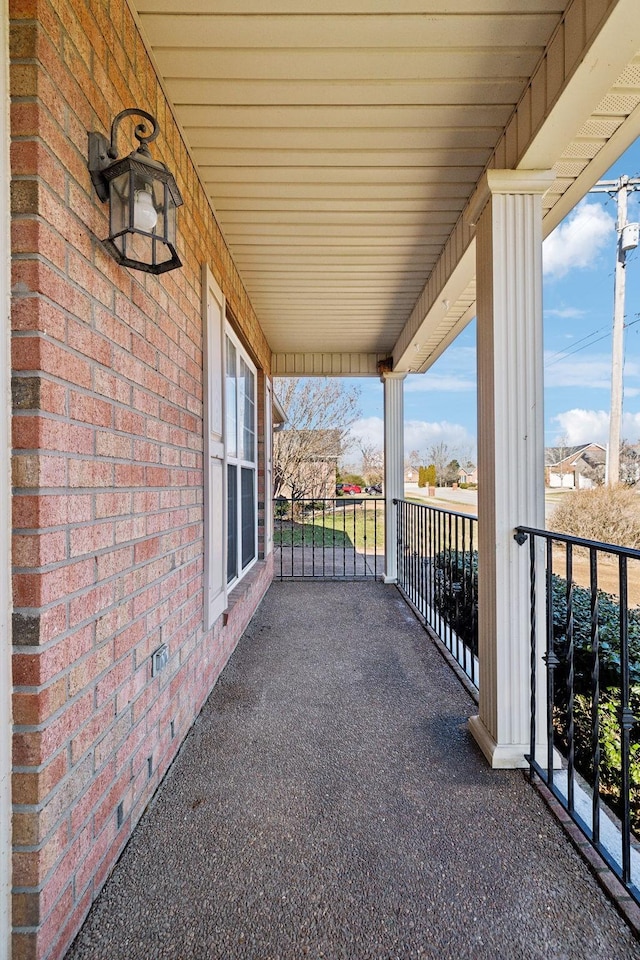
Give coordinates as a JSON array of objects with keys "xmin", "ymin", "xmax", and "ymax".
[
  {"xmin": 544, "ymin": 316, "xmax": 640, "ymax": 367},
  {"xmin": 544, "ymin": 323, "xmax": 612, "ymax": 364}
]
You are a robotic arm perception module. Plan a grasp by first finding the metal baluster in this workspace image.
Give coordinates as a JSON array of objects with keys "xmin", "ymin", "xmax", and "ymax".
[
  {"xmin": 332, "ymin": 498, "xmax": 337, "ymax": 577},
  {"xmin": 455, "ymin": 515, "xmax": 460, "ymax": 666},
  {"xmin": 470, "ymin": 519, "xmax": 476, "ymax": 686},
  {"xmin": 545, "ymin": 538, "xmax": 557, "ymax": 785},
  {"xmin": 590, "ymin": 547, "xmax": 601, "ymax": 846},
  {"xmin": 528, "ymin": 532, "xmax": 536, "ymax": 768},
  {"xmin": 462, "ymin": 517, "xmax": 467, "ymax": 676},
  {"xmin": 420, "ymin": 508, "xmax": 427, "ymax": 619},
  {"xmin": 619, "ymin": 554, "xmax": 632, "ymax": 884},
  {"xmin": 352, "ymin": 499, "xmax": 357, "ymax": 577},
  {"xmin": 566, "ymin": 542, "xmax": 575, "ymax": 814},
  {"xmin": 290, "ymin": 496, "xmax": 294, "ymax": 578}
]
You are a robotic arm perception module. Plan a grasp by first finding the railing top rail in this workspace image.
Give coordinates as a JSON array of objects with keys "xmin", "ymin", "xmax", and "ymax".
[
  {"xmin": 393, "ymin": 497, "xmax": 478, "ymax": 524},
  {"xmin": 275, "ymin": 496, "xmax": 383, "ymax": 502},
  {"xmin": 516, "ymin": 523, "xmax": 640, "ymax": 560}
]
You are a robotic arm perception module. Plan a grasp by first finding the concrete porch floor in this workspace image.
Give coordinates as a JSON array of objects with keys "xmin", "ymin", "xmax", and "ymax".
[{"xmin": 66, "ymin": 581, "xmax": 638, "ymax": 960}]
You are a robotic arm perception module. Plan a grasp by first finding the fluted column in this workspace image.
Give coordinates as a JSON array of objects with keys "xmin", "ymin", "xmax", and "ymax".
[
  {"xmin": 382, "ymin": 372, "xmax": 406, "ymax": 583},
  {"xmin": 467, "ymin": 170, "xmax": 554, "ymax": 768}
]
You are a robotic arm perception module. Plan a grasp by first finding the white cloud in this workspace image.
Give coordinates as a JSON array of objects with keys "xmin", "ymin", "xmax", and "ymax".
[
  {"xmin": 552, "ymin": 408, "xmax": 640, "ymax": 444},
  {"xmin": 544, "ymin": 306, "xmax": 587, "ymax": 319},
  {"xmin": 347, "ymin": 416, "xmax": 384, "ymax": 449},
  {"xmin": 342, "ymin": 417, "xmax": 476, "ymax": 463},
  {"xmin": 405, "ymin": 419, "xmax": 475, "ymax": 453},
  {"xmin": 544, "ymin": 353, "xmax": 640, "ymax": 390},
  {"xmin": 544, "ymin": 354, "xmax": 612, "ymax": 389},
  {"xmin": 543, "ymin": 201, "xmax": 614, "ymax": 280},
  {"xmin": 344, "ymin": 416, "xmax": 476, "ymax": 462},
  {"xmin": 404, "ymin": 373, "xmax": 476, "ymax": 393}
]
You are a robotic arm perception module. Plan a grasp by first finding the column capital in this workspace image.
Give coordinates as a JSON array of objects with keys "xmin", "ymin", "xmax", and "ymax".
[
  {"xmin": 466, "ymin": 168, "xmax": 555, "ymax": 227},
  {"xmin": 379, "ymin": 370, "xmax": 407, "ymax": 384}
]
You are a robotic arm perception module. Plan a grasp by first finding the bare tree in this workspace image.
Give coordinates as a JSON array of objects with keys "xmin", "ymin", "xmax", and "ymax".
[
  {"xmin": 620, "ymin": 439, "xmax": 640, "ymax": 486},
  {"xmin": 360, "ymin": 442, "xmax": 384, "ymax": 485},
  {"xmin": 273, "ymin": 378, "xmax": 361, "ymax": 499},
  {"xmin": 428, "ymin": 442, "xmax": 451, "ymax": 487}
]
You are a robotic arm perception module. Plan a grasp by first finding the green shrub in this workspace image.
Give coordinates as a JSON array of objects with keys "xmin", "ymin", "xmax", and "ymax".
[
  {"xmin": 544, "ymin": 572, "xmax": 640, "ymax": 830},
  {"xmin": 432, "ymin": 548, "xmax": 478, "ymax": 654},
  {"xmin": 550, "ymin": 573, "xmax": 640, "ymax": 687}
]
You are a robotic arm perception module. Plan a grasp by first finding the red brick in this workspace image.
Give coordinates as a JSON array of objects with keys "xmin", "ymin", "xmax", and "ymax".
[
  {"xmin": 11, "ymin": 217, "xmax": 66, "ymax": 268},
  {"xmin": 13, "ymin": 557, "xmax": 94, "ymax": 606},
  {"xmin": 67, "ymin": 320, "xmax": 111, "ymax": 366},
  {"xmin": 13, "ymin": 624, "xmax": 93, "ymax": 686},
  {"xmin": 95, "ymin": 430, "xmax": 132, "ymax": 459},
  {"xmin": 95, "ymin": 658, "xmax": 132, "ymax": 707},
  {"xmin": 94, "ymin": 491, "xmax": 132, "ymax": 519},
  {"xmin": 12, "ymin": 531, "xmax": 66, "ymax": 567},
  {"xmin": 69, "ymin": 521, "xmax": 114, "ymax": 559},
  {"xmin": 68, "ymin": 582, "xmax": 114, "ymax": 628},
  {"xmin": 12, "ymin": 259, "xmax": 91, "ymax": 323},
  {"xmin": 13, "ymin": 492, "xmax": 92, "ymax": 528},
  {"xmin": 12, "ymin": 819, "xmax": 69, "ymax": 887},
  {"xmin": 67, "ymin": 458, "xmax": 113, "ymax": 488},
  {"xmin": 69, "ymin": 391, "xmax": 112, "ymax": 427},
  {"xmin": 13, "ymin": 678, "xmax": 66, "ymax": 725},
  {"xmin": 12, "ymin": 336, "xmax": 92, "ymax": 388},
  {"xmin": 12, "ymin": 752, "xmax": 68, "ymax": 807},
  {"xmin": 12, "ymin": 415, "xmax": 94, "ymax": 455}
]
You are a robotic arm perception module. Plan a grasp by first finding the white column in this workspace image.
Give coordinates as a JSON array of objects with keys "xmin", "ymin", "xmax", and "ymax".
[
  {"xmin": 381, "ymin": 372, "xmax": 406, "ymax": 583},
  {"xmin": 466, "ymin": 170, "xmax": 554, "ymax": 768},
  {"xmin": 0, "ymin": 1, "xmax": 12, "ymax": 954}
]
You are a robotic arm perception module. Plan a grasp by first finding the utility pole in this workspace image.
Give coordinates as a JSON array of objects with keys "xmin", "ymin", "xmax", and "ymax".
[{"xmin": 590, "ymin": 176, "xmax": 640, "ymax": 485}]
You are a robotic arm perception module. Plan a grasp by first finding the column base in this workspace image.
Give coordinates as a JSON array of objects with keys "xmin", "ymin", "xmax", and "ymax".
[
  {"xmin": 468, "ymin": 715, "xmax": 529, "ymax": 769},
  {"xmin": 383, "ymin": 575, "xmax": 397, "ymax": 584},
  {"xmin": 469, "ymin": 715, "xmax": 561, "ymax": 770}
]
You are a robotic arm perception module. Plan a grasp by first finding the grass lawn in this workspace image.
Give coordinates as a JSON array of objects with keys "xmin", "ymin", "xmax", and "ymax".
[{"xmin": 275, "ymin": 501, "xmax": 385, "ymax": 553}]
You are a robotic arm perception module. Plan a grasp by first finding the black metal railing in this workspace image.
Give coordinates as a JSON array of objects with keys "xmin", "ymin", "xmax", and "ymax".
[
  {"xmin": 516, "ymin": 524, "xmax": 640, "ymax": 902},
  {"xmin": 273, "ymin": 495, "xmax": 384, "ymax": 580},
  {"xmin": 395, "ymin": 499, "xmax": 478, "ymax": 687}
]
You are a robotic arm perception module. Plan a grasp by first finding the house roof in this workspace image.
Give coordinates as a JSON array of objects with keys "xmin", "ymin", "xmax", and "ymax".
[
  {"xmin": 132, "ymin": 2, "xmax": 640, "ymax": 377},
  {"xmin": 545, "ymin": 443, "xmax": 606, "ymax": 467}
]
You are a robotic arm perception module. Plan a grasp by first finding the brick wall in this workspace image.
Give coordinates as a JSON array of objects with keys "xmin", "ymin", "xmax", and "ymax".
[{"xmin": 9, "ymin": 1, "xmax": 274, "ymax": 957}]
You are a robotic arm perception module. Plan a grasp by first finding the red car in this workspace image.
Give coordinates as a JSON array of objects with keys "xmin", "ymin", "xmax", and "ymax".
[{"xmin": 340, "ymin": 483, "xmax": 361, "ymax": 495}]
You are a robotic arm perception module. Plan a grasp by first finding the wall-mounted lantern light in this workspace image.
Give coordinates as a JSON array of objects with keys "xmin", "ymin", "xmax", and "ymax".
[{"xmin": 88, "ymin": 108, "xmax": 183, "ymax": 274}]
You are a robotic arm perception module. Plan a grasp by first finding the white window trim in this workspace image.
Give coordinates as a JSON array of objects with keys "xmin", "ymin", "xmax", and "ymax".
[
  {"xmin": 203, "ymin": 266, "xmax": 227, "ymax": 629},
  {"xmin": 224, "ymin": 322, "xmax": 258, "ymax": 589}
]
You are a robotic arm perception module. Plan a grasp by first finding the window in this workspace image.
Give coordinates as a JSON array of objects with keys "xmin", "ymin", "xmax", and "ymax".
[
  {"xmin": 203, "ymin": 266, "xmax": 260, "ymax": 628},
  {"xmin": 225, "ymin": 328, "xmax": 257, "ymax": 585}
]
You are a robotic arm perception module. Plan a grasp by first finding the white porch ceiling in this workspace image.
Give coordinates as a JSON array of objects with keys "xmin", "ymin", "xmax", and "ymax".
[{"xmin": 131, "ymin": 1, "xmax": 640, "ymax": 374}]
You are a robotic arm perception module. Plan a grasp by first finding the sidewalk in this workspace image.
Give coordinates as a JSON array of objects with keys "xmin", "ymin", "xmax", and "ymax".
[{"xmin": 66, "ymin": 582, "xmax": 638, "ymax": 960}]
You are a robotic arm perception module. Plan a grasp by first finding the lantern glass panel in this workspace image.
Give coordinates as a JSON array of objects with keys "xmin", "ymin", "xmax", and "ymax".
[{"xmin": 109, "ymin": 171, "xmax": 131, "ymax": 252}]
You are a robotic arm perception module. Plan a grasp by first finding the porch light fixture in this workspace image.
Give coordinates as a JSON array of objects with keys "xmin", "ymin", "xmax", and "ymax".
[{"xmin": 88, "ymin": 108, "xmax": 183, "ymax": 274}]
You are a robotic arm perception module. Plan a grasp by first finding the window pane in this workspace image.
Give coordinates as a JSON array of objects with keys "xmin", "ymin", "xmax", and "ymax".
[
  {"xmin": 241, "ymin": 467, "xmax": 255, "ymax": 568},
  {"xmin": 240, "ymin": 359, "xmax": 255, "ymax": 462},
  {"xmin": 226, "ymin": 337, "xmax": 237, "ymax": 458},
  {"xmin": 227, "ymin": 463, "xmax": 237, "ymax": 583}
]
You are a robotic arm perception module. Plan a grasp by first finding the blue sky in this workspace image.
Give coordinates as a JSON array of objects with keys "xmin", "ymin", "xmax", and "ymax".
[{"xmin": 345, "ymin": 138, "xmax": 640, "ymax": 465}]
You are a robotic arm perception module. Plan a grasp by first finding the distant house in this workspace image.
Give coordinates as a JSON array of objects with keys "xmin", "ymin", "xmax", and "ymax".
[
  {"xmin": 544, "ymin": 443, "xmax": 606, "ymax": 489},
  {"xmin": 404, "ymin": 466, "xmax": 419, "ymax": 483},
  {"xmin": 458, "ymin": 464, "xmax": 478, "ymax": 485},
  {"xmin": 275, "ymin": 428, "xmax": 342, "ymax": 499}
]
